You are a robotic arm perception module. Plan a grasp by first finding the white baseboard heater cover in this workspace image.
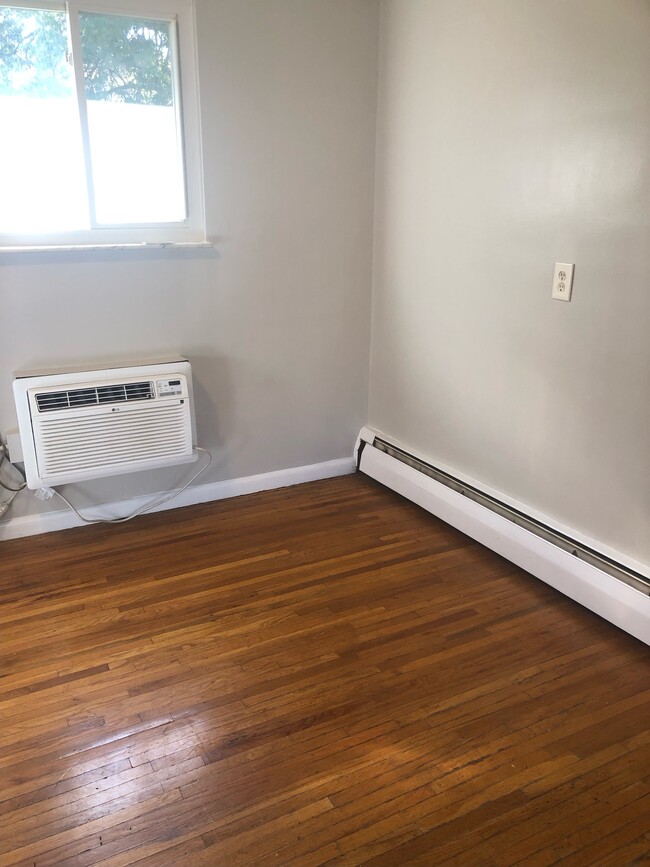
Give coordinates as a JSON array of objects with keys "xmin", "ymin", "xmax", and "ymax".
[
  {"xmin": 13, "ymin": 357, "xmax": 196, "ymax": 489},
  {"xmin": 357, "ymin": 428, "xmax": 650, "ymax": 647}
]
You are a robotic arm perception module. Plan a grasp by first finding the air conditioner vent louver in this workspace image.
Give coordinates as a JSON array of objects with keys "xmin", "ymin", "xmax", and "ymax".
[{"xmin": 36, "ymin": 381, "xmax": 154, "ymax": 412}]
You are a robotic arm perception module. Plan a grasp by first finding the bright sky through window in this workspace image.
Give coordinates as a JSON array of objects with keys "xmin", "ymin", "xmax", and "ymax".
[{"xmin": 0, "ymin": 7, "xmax": 88, "ymax": 232}]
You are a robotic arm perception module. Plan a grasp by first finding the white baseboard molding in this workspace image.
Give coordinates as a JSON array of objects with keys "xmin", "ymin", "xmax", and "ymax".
[
  {"xmin": 0, "ymin": 457, "xmax": 356, "ymax": 542},
  {"xmin": 360, "ymin": 444, "xmax": 650, "ymax": 647}
]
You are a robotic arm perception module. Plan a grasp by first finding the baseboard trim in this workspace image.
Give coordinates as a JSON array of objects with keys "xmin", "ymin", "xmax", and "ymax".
[
  {"xmin": 0, "ymin": 457, "xmax": 356, "ymax": 542},
  {"xmin": 360, "ymin": 443, "xmax": 650, "ymax": 646}
]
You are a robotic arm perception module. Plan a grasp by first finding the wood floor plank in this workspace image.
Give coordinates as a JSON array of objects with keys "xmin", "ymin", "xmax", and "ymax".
[{"xmin": 1, "ymin": 473, "xmax": 648, "ymax": 866}]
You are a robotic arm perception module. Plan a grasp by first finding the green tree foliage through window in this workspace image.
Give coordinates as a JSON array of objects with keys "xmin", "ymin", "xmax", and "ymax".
[
  {"xmin": 0, "ymin": 7, "xmax": 70, "ymax": 98},
  {"xmin": 0, "ymin": 6, "xmax": 172, "ymax": 105},
  {"xmin": 80, "ymin": 13, "xmax": 172, "ymax": 106}
]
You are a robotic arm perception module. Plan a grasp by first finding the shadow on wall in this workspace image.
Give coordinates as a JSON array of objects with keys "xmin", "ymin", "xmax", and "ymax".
[{"xmin": 188, "ymin": 352, "xmax": 232, "ymax": 459}]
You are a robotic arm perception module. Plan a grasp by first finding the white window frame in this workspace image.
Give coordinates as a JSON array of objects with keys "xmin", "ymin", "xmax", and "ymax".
[{"xmin": 0, "ymin": 0, "xmax": 205, "ymax": 249}]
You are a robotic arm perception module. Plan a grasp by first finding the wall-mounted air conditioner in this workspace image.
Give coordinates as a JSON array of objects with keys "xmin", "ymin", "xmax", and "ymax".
[{"xmin": 13, "ymin": 357, "xmax": 196, "ymax": 490}]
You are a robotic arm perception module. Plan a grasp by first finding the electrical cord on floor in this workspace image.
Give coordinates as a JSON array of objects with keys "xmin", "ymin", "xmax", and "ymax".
[
  {"xmin": 51, "ymin": 446, "xmax": 212, "ymax": 525},
  {"xmin": 0, "ymin": 441, "xmax": 27, "ymax": 518}
]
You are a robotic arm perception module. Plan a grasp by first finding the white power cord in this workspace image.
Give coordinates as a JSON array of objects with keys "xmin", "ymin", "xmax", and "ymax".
[{"xmin": 52, "ymin": 446, "xmax": 212, "ymax": 525}]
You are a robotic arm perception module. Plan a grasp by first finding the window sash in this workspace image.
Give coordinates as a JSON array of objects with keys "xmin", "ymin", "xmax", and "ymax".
[{"xmin": 0, "ymin": 0, "xmax": 205, "ymax": 247}]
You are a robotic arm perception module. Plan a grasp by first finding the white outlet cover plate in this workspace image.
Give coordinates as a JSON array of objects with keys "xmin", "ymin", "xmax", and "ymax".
[{"xmin": 552, "ymin": 262, "xmax": 574, "ymax": 301}]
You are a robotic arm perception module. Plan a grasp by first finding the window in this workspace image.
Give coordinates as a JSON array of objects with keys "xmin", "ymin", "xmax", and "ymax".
[{"xmin": 0, "ymin": 0, "xmax": 204, "ymax": 248}]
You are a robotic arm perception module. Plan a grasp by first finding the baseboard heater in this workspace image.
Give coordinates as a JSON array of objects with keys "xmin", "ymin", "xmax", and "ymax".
[{"xmin": 357, "ymin": 427, "xmax": 650, "ymax": 646}]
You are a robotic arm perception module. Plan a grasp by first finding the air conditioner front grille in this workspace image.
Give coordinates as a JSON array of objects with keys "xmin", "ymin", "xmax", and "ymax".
[
  {"xmin": 35, "ymin": 381, "xmax": 154, "ymax": 412},
  {"xmin": 35, "ymin": 403, "xmax": 191, "ymax": 478}
]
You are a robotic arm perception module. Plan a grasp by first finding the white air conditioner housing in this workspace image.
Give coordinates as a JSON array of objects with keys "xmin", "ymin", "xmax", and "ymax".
[{"xmin": 13, "ymin": 357, "xmax": 196, "ymax": 490}]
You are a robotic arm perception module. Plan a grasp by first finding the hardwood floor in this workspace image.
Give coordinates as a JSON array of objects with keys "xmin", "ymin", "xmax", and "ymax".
[{"xmin": 1, "ymin": 473, "xmax": 649, "ymax": 867}]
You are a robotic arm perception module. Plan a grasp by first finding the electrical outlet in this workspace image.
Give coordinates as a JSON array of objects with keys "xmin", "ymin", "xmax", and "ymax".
[{"xmin": 552, "ymin": 262, "xmax": 574, "ymax": 301}]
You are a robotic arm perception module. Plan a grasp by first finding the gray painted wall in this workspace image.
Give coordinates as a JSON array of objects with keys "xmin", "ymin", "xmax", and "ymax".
[
  {"xmin": 369, "ymin": 0, "xmax": 650, "ymax": 568},
  {"xmin": 0, "ymin": 0, "xmax": 379, "ymax": 520}
]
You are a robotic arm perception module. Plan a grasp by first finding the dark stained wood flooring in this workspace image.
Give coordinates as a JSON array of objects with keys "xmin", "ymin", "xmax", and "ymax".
[{"xmin": 1, "ymin": 473, "xmax": 649, "ymax": 867}]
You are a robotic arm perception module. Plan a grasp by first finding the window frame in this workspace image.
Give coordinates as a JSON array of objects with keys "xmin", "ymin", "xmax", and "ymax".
[{"xmin": 0, "ymin": 0, "xmax": 205, "ymax": 249}]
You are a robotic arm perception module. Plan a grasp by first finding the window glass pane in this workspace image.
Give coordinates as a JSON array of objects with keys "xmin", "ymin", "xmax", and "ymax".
[
  {"xmin": 0, "ymin": 6, "xmax": 88, "ymax": 233},
  {"xmin": 79, "ymin": 12, "xmax": 186, "ymax": 225}
]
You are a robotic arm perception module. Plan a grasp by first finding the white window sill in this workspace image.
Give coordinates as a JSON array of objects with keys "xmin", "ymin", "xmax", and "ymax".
[{"xmin": 0, "ymin": 241, "xmax": 215, "ymax": 254}]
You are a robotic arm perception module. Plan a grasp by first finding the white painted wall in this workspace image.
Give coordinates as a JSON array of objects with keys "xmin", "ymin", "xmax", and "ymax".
[
  {"xmin": 369, "ymin": 0, "xmax": 650, "ymax": 567},
  {"xmin": 0, "ymin": 0, "xmax": 379, "ymax": 521}
]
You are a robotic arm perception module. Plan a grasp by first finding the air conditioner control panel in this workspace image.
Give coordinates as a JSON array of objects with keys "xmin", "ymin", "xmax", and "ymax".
[{"xmin": 156, "ymin": 378, "xmax": 184, "ymax": 397}]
